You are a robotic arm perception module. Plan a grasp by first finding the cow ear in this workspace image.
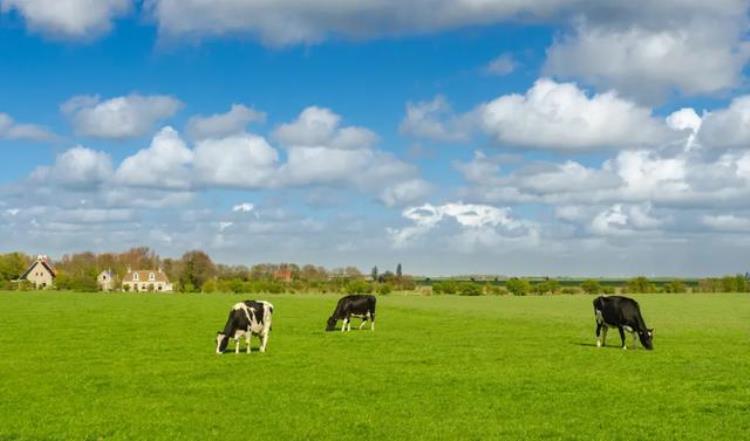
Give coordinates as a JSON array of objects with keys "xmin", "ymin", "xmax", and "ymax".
[{"xmin": 649, "ymin": 328, "xmax": 654, "ymax": 336}]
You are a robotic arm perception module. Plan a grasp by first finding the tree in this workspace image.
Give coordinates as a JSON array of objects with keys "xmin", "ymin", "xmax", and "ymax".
[
  {"xmin": 459, "ymin": 283, "xmax": 483, "ymax": 296},
  {"xmin": 627, "ymin": 276, "xmax": 653, "ymax": 293},
  {"xmin": 0, "ymin": 252, "xmax": 29, "ymax": 281},
  {"xmin": 179, "ymin": 250, "xmax": 216, "ymax": 292},
  {"xmin": 505, "ymin": 278, "xmax": 531, "ymax": 296},
  {"xmin": 664, "ymin": 280, "xmax": 686, "ymax": 293},
  {"xmin": 371, "ymin": 266, "xmax": 378, "ymax": 281},
  {"xmin": 581, "ymin": 279, "xmax": 601, "ymax": 295},
  {"xmin": 396, "ymin": 263, "xmax": 402, "ymax": 278}
]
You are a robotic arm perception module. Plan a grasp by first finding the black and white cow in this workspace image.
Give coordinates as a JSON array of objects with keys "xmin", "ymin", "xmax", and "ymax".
[
  {"xmin": 216, "ymin": 300, "xmax": 274, "ymax": 354},
  {"xmin": 594, "ymin": 296, "xmax": 653, "ymax": 350},
  {"xmin": 326, "ymin": 294, "xmax": 376, "ymax": 332}
]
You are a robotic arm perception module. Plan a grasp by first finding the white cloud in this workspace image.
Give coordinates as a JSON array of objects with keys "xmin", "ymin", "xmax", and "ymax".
[
  {"xmin": 388, "ymin": 202, "xmax": 536, "ymax": 249},
  {"xmin": 274, "ymin": 106, "xmax": 377, "ymax": 150},
  {"xmin": 186, "ymin": 104, "xmax": 266, "ymax": 140},
  {"xmin": 27, "ymin": 106, "xmax": 428, "ymax": 207},
  {"xmin": 115, "ymin": 127, "xmax": 193, "ymax": 189},
  {"xmin": 193, "ymin": 134, "xmax": 279, "ymax": 188},
  {"xmin": 0, "ymin": 112, "xmax": 56, "ymax": 141},
  {"xmin": 378, "ymin": 179, "xmax": 431, "ymax": 207},
  {"xmin": 1, "ymin": 0, "xmax": 130, "ymax": 39},
  {"xmin": 62, "ymin": 94, "xmax": 182, "ymax": 139},
  {"xmin": 147, "ymin": 0, "xmax": 571, "ymax": 46},
  {"xmin": 400, "ymin": 96, "xmax": 473, "ymax": 142},
  {"xmin": 590, "ymin": 203, "xmax": 664, "ymax": 236},
  {"xmin": 484, "ymin": 53, "xmax": 516, "ymax": 76},
  {"xmin": 31, "ymin": 146, "xmax": 113, "ymax": 189},
  {"xmin": 232, "ymin": 203, "xmax": 255, "ymax": 213},
  {"xmin": 698, "ymin": 96, "xmax": 750, "ymax": 150},
  {"xmin": 702, "ymin": 214, "xmax": 750, "ymax": 232},
  {"xmin": 478, "ymin": 78, "xmax": 671, "ymax": 151},
  {"xmin": 545, "ymin": 17, "xmax": 750, "ymax": 101}
]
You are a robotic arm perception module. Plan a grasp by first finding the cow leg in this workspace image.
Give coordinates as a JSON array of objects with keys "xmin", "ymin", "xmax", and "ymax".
[
  {"xmin": 341, "ymin": 317, "xmax": 348, "ymax": 333},
  {"xmin": 235, "ymin": 338, "xmax": 240, "ymax": 354},
  {"xmin": 371, "ymin": 313, "xmax": 375, "ymax": 331},
  {"xmin": 246, "ymin": 333, "xmax": 252, "ymax": 354},
  {"xmin": 260, "ymin": 332, "xmax": 268, "ymax": 353},
  {"xmin": 618, "ymin": 327, "xmax": 627, "ymax": 350},
  {"xmin": 596, "ymin": 323, "xmax": 603, "ymax": 347},
  {"xmin": 359, "ymin": 318, "xmax": 368, "ymax": 330},
  {"xmin": 601, "ymin": 326, "xmax": 608, "ymax": 346},
  {"xmin": 346, "ymin": 315, "xmax": 352, "ymax": 332}
]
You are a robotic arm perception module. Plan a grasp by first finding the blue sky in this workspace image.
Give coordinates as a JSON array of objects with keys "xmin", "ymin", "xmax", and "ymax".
[{"xmin": 1, "ymin": 1, "xmax": 750, "ymax": 276}]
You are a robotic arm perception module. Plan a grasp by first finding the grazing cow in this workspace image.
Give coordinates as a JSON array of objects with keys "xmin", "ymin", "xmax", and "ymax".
[
  {"xmin": 594, "ymin": 296, "xmax": 653, "ymax": 350},
  {"xmin": 326, "ymin": 294, "xmax": 376, "ymax": 332},
  {"xmin": 216, "ymin": 300, "xmax": 274, "ymax": 354}
]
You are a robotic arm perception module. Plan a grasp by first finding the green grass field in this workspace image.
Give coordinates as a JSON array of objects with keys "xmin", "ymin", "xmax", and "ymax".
[{"xmin": 1, "ymin": 292, "xmax": 748, "ymax": 440}]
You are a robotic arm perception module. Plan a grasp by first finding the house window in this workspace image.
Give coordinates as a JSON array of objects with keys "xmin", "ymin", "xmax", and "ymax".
[
  {"xmin": 149, "ymin": 272, "xmax": 155, "ymax": 282},
  {"xmin": 133, "ymin": 273, "xmax": 139, "ymax": 281}
]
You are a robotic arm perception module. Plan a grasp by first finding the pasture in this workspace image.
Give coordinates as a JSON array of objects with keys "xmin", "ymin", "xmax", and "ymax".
[{"xmin": 0, "ymin": 292, "xmax": 748, "ymax": 440}]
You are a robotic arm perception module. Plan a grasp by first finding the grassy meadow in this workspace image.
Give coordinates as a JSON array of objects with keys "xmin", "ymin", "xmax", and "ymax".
[{"xmin": 0, "ymin": 292, "xmax": 748, "ymax": 440}]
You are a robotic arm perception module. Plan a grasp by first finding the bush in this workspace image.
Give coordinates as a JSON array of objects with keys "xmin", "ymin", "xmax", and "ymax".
[
  {"xmin": 345, "ymin": 279, "xmax": 373, "ymax": 294},
  {"xmin": 505, "ymin": 278, "xmax": 531, "ymax": 296},
  {"xmin": 486, "ymin": 285, "xmax": 509, "ymax": 296},
  {"xmin": 663, "ymin": 280, "xmax": 686, "ymax": 294},
  {"xmin": 627, "ymin": 276, "xmax": 653, "ymax": 293},
  {"xmin": 432, "ymin": 281, "xmax": 458, "ymax": 295},
  {"xmin": 560, "ymin": 287, "xmax": 582, "ymax": 295},
  {"xmin": 377, "ymin": 284, "xmax": 392, "ymax": 295},
  {"xmin": 581, "ymin": 279, "xmax": 601, "ymax": 295},
  {"xmin": 459, "ymin": 283, "xmax": 483, "ymax": 296}
]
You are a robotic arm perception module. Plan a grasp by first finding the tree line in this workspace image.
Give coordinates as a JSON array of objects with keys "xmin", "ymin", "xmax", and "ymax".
[
  {"xmin": 0, "ymin": 249, "xmax": 748, "ymax": 294},
  {"xmin": 0, "ymin": 249, "xmax": 414, "ymax": 294}
]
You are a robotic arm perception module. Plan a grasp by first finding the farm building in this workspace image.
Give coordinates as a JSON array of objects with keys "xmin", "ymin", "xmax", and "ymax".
[
  {"xmin": 20, "ymin": 255, "xmax": 56, "ymax": 289},
  {"xmin": 97, "ymin": 270, "xmax": 116, "ymax": 291},
  {"xmin": 122, "ymin": 268, "xmax": 173, "ymax": 292}
]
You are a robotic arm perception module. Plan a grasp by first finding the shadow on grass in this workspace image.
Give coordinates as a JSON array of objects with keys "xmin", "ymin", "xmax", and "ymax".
[{"xmin": 574, "ymin": 342, "xmax": 624, "ymax": 349}]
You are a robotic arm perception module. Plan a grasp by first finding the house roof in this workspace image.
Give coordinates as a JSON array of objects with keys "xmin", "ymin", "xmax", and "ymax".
[
  {"xmin": 122, "ymin": 270, "xmax": 169, "ymax": 283},
  {"xmin": 20, "ymin": 259, "xmax": 56, "ymax": 279}
]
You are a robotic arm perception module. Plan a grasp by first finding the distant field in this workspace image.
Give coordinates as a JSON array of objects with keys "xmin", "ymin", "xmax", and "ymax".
[{"xmin": 1, "ymin": 292, "xmax": 748, "ymax": 440}]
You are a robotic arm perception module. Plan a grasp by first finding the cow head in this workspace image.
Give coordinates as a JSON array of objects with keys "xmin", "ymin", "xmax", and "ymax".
[
  {"xmin": 638, "ymin": 328, "xmax": 654, "ymax": 350},
  {"xmin": 325, "ymin": 317, "xmax": 337, "ymax": 331},
  {"xmin": 216, "ymin": 332, "xmax": 229, "ymax": 353}
]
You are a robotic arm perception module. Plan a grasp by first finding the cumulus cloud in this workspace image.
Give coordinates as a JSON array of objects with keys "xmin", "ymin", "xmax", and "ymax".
[
  {"xmin": 193, "ymin": 134, "xmax": 279, "ymax": 188},
  {"xmin": 232, "ymin": 202, "xmax": 255, "ymax": 213},
  {"xmin": 30, "ymin": 106, "xmax": 427, "ymax": 207},
  {"xmin": 698, "ymin": 96, "xmax": 750, "ymax": 150},
  {"xmin": 478, "ymin": 78, "xmax": 671, "ymax": 150},
  {"xmin": 545, "ymin": 13, "xmax": 750, "ymax": 102},
  {"xmin": 1, "ymin": 0, "xmax": 130, "ymax": 39},
  {"xmin": 31, "ymin": 146, "xmax": 113, "ymax": 189},
  {"xmin": 378, "ymin": 179, "xmax": 432, "ymax": 207},
  {"xmin": 61, "ymin": 94, "xmax": 182, "ymax": 139},
  {"xmin": 400, "ymin": 96, "xmax": 473, "ymax": 142},
  {"xmin": 147, "ymin": 0, "xmax": 571, "ymax": 46},
  {"xmin": 590, "ymin": 203, "xmax": 664, "ymax": 236},
  {"xmin": 274, "ymin": 106, "xmax": 377, "ymax": 150},
  {"xmin": 115, "ymin": 127, "xmax": 193, "ymax": 189},
  {"xmin": 0, "ymin": 112, "xmax": 56, "ymax": 141},
  {"xmin": 702, "ymin": 214, "xmax": 750, "ymax": 232},
  {"xmin": 484, "ymin": 53, "xmax": 517, "ymax": 76},
  {"xmin": 186, "ymin": 104, "xmax": 266, "ymax": 140},
  {"xmin": 388, "ymin": 202, "xmax": 537, "ymax": 249}
]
